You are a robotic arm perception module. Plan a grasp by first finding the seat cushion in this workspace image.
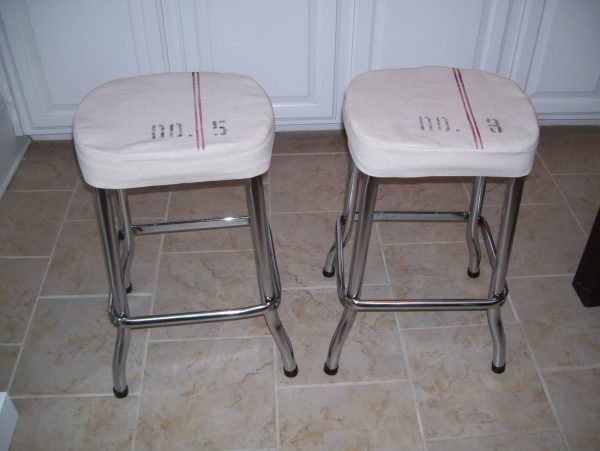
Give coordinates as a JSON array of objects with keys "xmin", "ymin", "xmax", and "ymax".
[
  {"xmin": 343, "ymin": 67, "xmax": 539, "ymax": 178},
  {"xmin": 74, "ymin": 72, "xmax": 274, "ymax": 189}
]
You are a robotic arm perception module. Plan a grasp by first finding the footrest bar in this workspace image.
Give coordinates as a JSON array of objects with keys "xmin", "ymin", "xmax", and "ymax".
[
  {"xmin": 132, "ymin": 216, "xmax": 250, "ymax": 235},
  {"xmin": 111, "ymin": 301, "xmax": 273, "ymax": 329},
  {"xmin": 342, "ymin": 295, "xmax": 505, "ymax": 312},
  {"xmin": 371, "ymin": 211, "xmax": 469, "ymax": 222}
]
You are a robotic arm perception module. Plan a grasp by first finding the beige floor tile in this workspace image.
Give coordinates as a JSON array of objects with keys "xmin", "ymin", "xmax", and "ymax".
[
  {"xmin": 276, "ymin": 287, "xmax": 406, "ymax": 386},
  {"xmin": 42, "ymin": 220, "xmax": 161, "ymax": 295},
  {"xmin": 136, "ymin": 338, "xmax": 275, "ymax": 450},
  {"xmin": 484, "ymin": 203, "xmax": 586, "ymax": 276},
  {"xmin": 0, "ymin": 258, "xmax": 47, "ymax": 343},
  {"xmin": 270, "ymin": 153, "xmax": 348, "ymax": 213},
  {"xmin": 377, "ymin": 178, "xmax": 469, "ymax": 245},
  {"xmin": 510, "ymin": 277, "xmax": 600, "ymax": 368},
  {"xmin": 0, "ymin": 191, "xmax": 71, "ymax": 256},
  {"xmin": 554, "ymin": 173, "xmax": 600, "ymax": 234},
  {"xmin": 0, "ymin": 345, "xmax": 19, "ymax": 390},
  {"xmin": 151, "ymin": 251, "xmax": 269, "ymax": 339},
  {"xmin": 427, "ymin": 430, "xmax": 566, "ymax": 451},
  {"xmin": 278, "ymin": 381, "xmax": 424, "ymax": 450},
  {"xmin": 377, "ymin": 177, "xmax": 469, "ymax": 211},
  {"xmin": 273, "ymin": 130, "xmax": 347, "ymax": 154},
  {"xmin": 543, "ymin": 368, "xmax": 600, "ymax": 451},
  {"xmin": 482, "ymin": 157, "xmax": 563, "ymax": 206},
  {"xmin": 163, "ymin": 181, "xmax": 254, "ymax": 252},
  {"xmin": 11, "ymin": 396, "xmax": 138, "ymax": 451},
  {"xmin": 271, "ymin": 212, "xmax": 387, "ymax": 289},
  {"xmin": 538, "ymin": 126, "xmax": 600, "ymax": 174},
  {"xmin": 403, "ymin": 324, "xmax": 556, "ymax": 439},
  {"xmin": 8, "ymin": 141, "xmax": 80, "ymax": 191},
  {"xmin": 68, "ymin": 181, "xmax": 170, "ymax": 221},
  {"xmin": 396, "ymin": 300, "xmax": 516, "ymax": 330},
  {"xmin": 385, "ymin": 243, "xmax": 492, "ymax": 299},
  {"xmin": 11, "ymin": 296, "xmax": 149, "ymax": 395}
]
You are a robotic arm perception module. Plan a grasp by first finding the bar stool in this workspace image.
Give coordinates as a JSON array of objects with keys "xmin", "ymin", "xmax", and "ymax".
[
  {"xmin": 73, "ymin": 72, "xmax": 297, "ymax": 398},
  {"xmin": 322, "ymin": 67, "xmax": 538, "ymax": 375}
]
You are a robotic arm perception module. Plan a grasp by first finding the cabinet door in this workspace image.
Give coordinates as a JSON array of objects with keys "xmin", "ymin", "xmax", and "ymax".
[
  {"xmin": 0, "ymin": 0, "xmax": 167, "ymax": 135},
  {"xmin": 506, "ymin": 0, "xmax": 600, "ymax": 122},
  {"xmin": 351, "ymin": 0, "xmax": 512, "ymax": 75},
  {"xmin": 161, "ymin": 0, "xmax": 341, "ymax": 125}
]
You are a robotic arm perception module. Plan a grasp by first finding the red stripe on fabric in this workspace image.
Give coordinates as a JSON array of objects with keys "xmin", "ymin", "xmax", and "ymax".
[
  {"xmin": 191, "ymin": 72, "xmax": 205, "ymax": 151},
  {"xmin": 192, "ymin": 72, "xmax": 200, "ymax": 151},
  {"xmin": 452, "ymin": 68, "xmax": 484, "ymax": 150}
]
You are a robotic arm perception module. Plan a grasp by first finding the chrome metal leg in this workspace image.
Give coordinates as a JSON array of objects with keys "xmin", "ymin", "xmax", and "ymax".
[
  {"xmin": 487, "ymin": 177, "xmax": 525, "ymax": 373},
  {"xmin": 324, "ymin": 174, "xmax": 379, "ymax": 374},
  {"xmin": 246, "ymin": 176, "xmax": 298, "ymax": 377},
  {"xmin": 96, "ymin": 188, "xmax": 131, "ymax": 397},
  {"xmin": 117, "ymin": 190, "xmax": 134, "ymax": 293},
  {"xmin": 323, "ymin": 160, "xmax": 360, "ymax": 277},
  {"xmin": 466, "ymin": 177, "xmax": 486, "ymax": 278}
]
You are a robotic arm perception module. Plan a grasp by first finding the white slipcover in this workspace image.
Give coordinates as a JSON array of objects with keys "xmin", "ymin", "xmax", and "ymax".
[
  {"xmin": 74, "ymin": 72, "xmax": 274, "ymax": 189},
  {"xmin": 343, "ymin": 67, "xmax": 539, "ymax": 178}
]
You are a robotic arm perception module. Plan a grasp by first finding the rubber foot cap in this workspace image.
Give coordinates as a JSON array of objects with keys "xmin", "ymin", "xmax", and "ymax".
[
  {"xmin": 322, "ymin": 268, "xmax": 335, "ymax": 278},
  {"xmin": 113, "ymin": 386, "xmax": 129, "ymax": 398},
  {"xmin": 491, "ymin": 362, "xmax": 506, "ymax": 374},
  {"xmin": 467, "ymin": 268, "xmax": 480, "ymax": 279},
  {"xmin": 284, "ymin": 366, "xmax": 298, "ymax": 378},
  {"xmin": 126, "ymin": 285, "xmax": 132, "ymax": 294},
  {"xmin": 323, "ymin": 364, "xmax": 338, "ymax": 376}
]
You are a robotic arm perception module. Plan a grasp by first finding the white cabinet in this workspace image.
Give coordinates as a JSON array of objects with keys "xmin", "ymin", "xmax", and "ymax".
[
  {"xmin": 504, "ymin": 0, "xmax": 600, "ymax": 122},
  {"xmin": 0, "ymin": 0, "xmax": 598, "ymax": 136}
]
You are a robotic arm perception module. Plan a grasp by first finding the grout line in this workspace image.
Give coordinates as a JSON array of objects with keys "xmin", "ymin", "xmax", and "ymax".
[
  {"xmin": 537, "ymin": 152, "xmax": 588, "ymax": 238},
  {"xmin": 425, "ymin": 427, "xmax": 562, "ymax": 443},
  {"xmin": 548, "ymin": 171, "xmax": 600, "ymax": 177},
  {"xmin": 0, "ymin": 255, "xmax": 50, "ymax": 260},
  {"xmin": 6, "ymin": 181, "xmax": 78, "ymax": 393},
  {"xmin": 539, "ymin": 363, "xmax": 600, "ymax": 373},
  {"xmin": 376, "ymin": 220, "xmax": 429, "ymax": 449},
  {"xmin": 131, "ymin": 190, "xmax": 171, "ymax": 451},
  {"xmin": 276, "ymin": 378, "xmax": 409, "ymax": 391},
  {"xmin": 38, "ymin": 292, "xmax": 153, "ymax": 300},
  {"xmin": 515, "ymin": 320, "xmax": 572, "ymax": 450},
  {"xmin": 272, "ymin": 342, "xmax": 281, "ymax": 449},
  {"xmin": 280, "ymin": 283, "xmax": 388, "ymax": 292},
  {"xmin": 506, "ymin": 273, "xmax": 575, "ymax": 280},
  {"xmin": 10, "ymin": 392, "xmax": 135, "ymax": 400},
  {"xmin": 397, "ymin": 326, "xmax": 428, "ymax": 448}
]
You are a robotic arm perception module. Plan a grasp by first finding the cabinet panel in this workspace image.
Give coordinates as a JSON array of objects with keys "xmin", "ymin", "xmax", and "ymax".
[
  {"xmin": 523, "ymin": 0, "xmax": 600, "ymax": 119},
  {"xmin": 163, "ymin": 0, "xmax": 339, "ymax": 121},
  {"xmin": 0, "ymin": 0, "xmax": 166, "ymax": 134},
  {"xmin": 353, "ymin": 0, "xmax": 511, "ymax": 74}
]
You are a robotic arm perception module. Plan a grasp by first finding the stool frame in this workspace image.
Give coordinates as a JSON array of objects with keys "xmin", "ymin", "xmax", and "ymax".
[
  {"xmin": 95, "ymin": 175, "xmax": 297, "ymax": 398},
  {"xmin": 323, "ymin": 160, "xmax": 525, "ymax": 376}
]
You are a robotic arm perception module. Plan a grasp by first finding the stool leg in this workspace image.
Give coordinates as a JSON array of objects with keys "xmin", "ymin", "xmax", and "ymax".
[
  {"xmin": 96, "ymin": 188, "xmax": 131, "ymax": 397},
  {"xmin": 246, "ymin": 176, "xmax": 298, "ymax": 377},
  {"xmin": 116, "ymin": 190, "xmax": 134, "ymax": 293},
  {"xmin": 466, "ymin": 177, "xmax": 486, "ymax": 278},
  {"xmin": 324, "ymin": 174, "xmax": 378, "ymax": 375},
  {"xmin": 323, "ymin": 160, "xmax": 361, "ymax": 277},
  {"xmin": 487, "ymin": 177, "xmax": 525, "ymax": 373}
]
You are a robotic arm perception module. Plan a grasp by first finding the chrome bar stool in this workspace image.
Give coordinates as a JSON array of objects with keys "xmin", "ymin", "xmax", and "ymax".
[
  {"xmin": 322, "ymin": 67, "xmax": 539, "ymax": 375},
  {"xmin": 74, "ymin": 72, "xmax": 297, "ymax": 398}
]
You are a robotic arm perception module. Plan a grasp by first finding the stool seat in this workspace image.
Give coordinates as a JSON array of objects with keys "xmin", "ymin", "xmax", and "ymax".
[
  {"xmin": 74, "ymin": 72, "xmax": 274, "ymax": 189},
  {"xmin": 343, "ymin": 67, "xmax": 539, "ymax": 178}
]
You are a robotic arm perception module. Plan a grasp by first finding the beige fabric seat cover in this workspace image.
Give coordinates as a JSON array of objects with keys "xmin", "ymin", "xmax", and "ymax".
[
  {"xmin": 74, "ymin": 72, "xmax": 274, "ymax": 189},
  {"xmin": 343, "ymin": 67, "xmax": 539, "ymax": 178}
]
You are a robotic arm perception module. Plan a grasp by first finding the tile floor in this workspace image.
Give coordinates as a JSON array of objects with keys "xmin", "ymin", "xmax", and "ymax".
[{"xmin": 1, "ymin": 127, "xmax": 599, "ymax": 450}]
